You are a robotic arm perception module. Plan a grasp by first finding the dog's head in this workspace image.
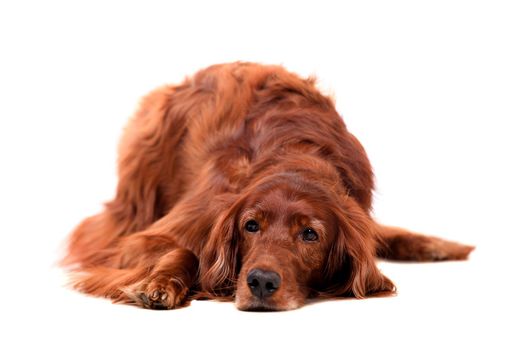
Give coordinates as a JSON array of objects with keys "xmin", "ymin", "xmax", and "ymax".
[{"xmin": 199, "ymin": 173, "xmax": 394, "ymax": 310}]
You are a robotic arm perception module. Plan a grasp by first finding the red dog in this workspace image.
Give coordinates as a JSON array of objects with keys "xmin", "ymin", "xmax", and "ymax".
[{"xmin": 63, "ymin": 62, "xmax": 473, "ymax": 310}]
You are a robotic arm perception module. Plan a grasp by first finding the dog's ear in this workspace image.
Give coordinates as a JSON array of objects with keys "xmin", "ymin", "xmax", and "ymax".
[
  {"xmin": 199, "ymin": 195, "xmax": 245, "ymax": 297},
  {"xmin": 324, "ymin": 197, "xmax": 395, "ymax": 298}
]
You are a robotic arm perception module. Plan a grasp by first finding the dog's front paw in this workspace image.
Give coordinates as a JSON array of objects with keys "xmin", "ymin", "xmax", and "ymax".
[{"xmin": 134, "ymin": 275, "xmax": 190, "ymax": 310}]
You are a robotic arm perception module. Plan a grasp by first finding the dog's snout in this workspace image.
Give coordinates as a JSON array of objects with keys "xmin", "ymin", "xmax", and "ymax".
[{"xmin": 247, "ymin": 268, "xmax": 281, "ymax": 298}]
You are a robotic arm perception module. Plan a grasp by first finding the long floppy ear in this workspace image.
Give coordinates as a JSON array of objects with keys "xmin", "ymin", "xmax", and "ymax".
[
  {"xmin": 199, "ymin": 195, "xmax": 245, "ymax": 297},
  {"xmin": 325, "ymin": 197, "xmax": 395, "ymax": 298}
]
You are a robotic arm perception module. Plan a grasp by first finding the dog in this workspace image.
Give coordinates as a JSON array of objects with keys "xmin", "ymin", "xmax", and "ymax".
[{"xmin": 62, "ymin": 62, "xmax": 474, "ymax": 311}]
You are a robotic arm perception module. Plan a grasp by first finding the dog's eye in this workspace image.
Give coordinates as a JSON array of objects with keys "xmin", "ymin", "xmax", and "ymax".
[
  {"xmin": 245, "ymin": 220, "xmax": 260, "ymax": 232},
  {"xmin": 302, "ymin": 227, "xmax": 318, "ymax": 241}
]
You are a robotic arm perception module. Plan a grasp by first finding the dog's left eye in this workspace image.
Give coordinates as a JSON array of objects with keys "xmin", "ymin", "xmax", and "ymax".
[
  {"xmin": 245, "ymin": 220, "xmax": 260, "ymax": 232},
  {"xmin": 301, "ymin": 227, "xmax": 318, "ymax": 241}
]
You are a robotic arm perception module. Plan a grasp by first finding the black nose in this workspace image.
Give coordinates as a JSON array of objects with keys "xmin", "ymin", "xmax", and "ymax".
[{"xmin": 247, "ymin": 269, "xmax": 281, "ymax": 298}]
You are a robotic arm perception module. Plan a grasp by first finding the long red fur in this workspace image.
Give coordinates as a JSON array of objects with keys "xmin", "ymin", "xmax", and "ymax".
[{"xmin": 62, "ymin": 62, "xmax": 474, "ymax": 310}]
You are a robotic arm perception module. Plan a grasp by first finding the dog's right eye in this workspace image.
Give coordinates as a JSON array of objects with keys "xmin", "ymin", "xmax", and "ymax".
[{"xmin": 245, "ymin": 220, "xmax": 260, "ymax": 232}]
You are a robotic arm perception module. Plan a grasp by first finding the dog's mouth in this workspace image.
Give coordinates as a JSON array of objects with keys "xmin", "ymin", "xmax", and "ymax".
[
  {"xmin": 235, "ymin": 292, "xmax": 302, "ymax": 312},
  {"xmin": 237, "ymin": 298, "xmax": 283, "ymax": 312},
  {"xmin": 234, "ymin": 264, "xmax": 305, "ymax": 311}
]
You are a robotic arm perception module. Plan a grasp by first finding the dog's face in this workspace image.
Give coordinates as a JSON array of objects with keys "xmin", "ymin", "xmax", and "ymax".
[
  {"xmin": 234, "ymin": 186, "xmax": 335, "ymax": 310},
  {"xmin": 200, "ymin": 176, "xmax": 394, "ymax": 311}
]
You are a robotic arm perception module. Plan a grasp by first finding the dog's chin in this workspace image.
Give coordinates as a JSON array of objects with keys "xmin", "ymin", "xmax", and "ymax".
[{"xmin": 235, "ymin": 295, "xmax": 302, "ymax": 312}]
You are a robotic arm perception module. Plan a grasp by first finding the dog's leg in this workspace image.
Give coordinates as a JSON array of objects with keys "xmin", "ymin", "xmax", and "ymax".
[
  {"xmin": 66, "ymin": 190, "xmax": 238, "ymax": 308},
  {"xmin": 124, "ymin": 248, "xmax": 199, "ymax": 309},
  {"xmin": 72, "ymin": 247, "xmax": 198, "ymax": 309},
  {"xmin": 375, "ymin": 224, "xmax": 475, "ymax": 261}
]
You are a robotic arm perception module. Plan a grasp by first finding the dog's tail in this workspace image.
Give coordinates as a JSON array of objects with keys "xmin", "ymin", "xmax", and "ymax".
[{"xmin": 374, "ymin": 224, "xmax": 475, "ymax": 261}]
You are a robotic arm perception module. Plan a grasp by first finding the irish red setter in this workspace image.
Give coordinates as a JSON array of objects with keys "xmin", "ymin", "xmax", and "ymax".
[{"xmin": 62, "ymin": 62, "xmax": 474, "ymax": 310}]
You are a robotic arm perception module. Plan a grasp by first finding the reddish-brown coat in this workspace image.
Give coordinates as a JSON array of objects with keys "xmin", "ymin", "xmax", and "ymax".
[{"xmin": 62, "ymin": 62, "xmax": 473, "ymax": 310}]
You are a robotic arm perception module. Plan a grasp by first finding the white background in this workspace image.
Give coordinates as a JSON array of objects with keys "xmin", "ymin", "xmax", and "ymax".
[{"xmin": 1, "ymin": 1, "xmax": 524, "ymax": 349}]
